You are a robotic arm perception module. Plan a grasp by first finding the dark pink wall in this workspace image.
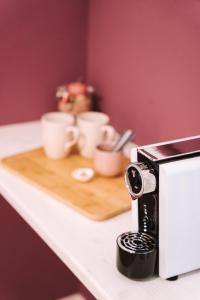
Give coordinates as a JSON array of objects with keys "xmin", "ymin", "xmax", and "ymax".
[
  {"xmin": 0, "ymin": 195, "xmax": 78, "ymax": 300},
  {"xmin": 87, "ymin": 0, "xmax": 200, "ymax": 144},
  {"xmin": 0, "ymin": 0, "xmax": 88, "ymax": 125}
]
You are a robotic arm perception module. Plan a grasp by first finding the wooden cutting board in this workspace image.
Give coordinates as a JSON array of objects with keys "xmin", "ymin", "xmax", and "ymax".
[{"xmin": 1, "ymin": 148, "xmax": 131, "ymax": 220}]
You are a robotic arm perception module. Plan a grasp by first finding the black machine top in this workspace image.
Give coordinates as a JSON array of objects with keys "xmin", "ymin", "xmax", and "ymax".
[{"xmin": 138, "ymin": 136, "xmax": 200, "ymax": 162}]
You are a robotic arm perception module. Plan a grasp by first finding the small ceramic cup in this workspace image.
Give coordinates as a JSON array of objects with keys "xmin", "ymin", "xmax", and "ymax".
[{"xmin": 93, "ymin": 144, "xmax": 124, "ymax": 177}]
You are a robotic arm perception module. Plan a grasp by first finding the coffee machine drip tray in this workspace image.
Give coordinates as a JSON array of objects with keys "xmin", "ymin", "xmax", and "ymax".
[{"xmin": 138, "ymin": 136, "xmax": 200, "ymax": 162}]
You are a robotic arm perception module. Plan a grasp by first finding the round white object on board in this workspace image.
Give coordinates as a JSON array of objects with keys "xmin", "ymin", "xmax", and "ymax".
[{"xmin": 71, "ymin": 168, "xmax": 95, "ymax": 182}]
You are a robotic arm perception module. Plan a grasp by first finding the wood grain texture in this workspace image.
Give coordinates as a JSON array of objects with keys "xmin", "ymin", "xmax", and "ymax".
[{"xmin": 1, "ymin": 148, "xmax": 131, "ymax": 220}]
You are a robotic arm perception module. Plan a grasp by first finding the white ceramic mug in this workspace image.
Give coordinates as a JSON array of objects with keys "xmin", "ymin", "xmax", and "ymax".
[
  {"xmin": 76, "ymin": 111, "xmax": 116, "ymax": 158},
  {"xmin": 41, "ymin": 112, "xmax": 79, "ymax": 159}
]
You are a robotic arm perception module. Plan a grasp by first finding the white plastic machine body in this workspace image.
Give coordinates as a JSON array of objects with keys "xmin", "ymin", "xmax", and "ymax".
[{"xmin": 130, "ymin": 135, "xmax": 200, "ymax": 279}]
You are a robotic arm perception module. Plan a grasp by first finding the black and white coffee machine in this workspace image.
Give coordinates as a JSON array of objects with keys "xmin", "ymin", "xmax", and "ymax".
[{"xmin": 116, "ymin": 135, "xmax": 200, "ymax": 280}]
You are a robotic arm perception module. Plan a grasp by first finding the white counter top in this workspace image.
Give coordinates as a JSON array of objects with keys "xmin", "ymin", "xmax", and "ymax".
[{"xmin": 0, "ymin": 121, "xmax": 200, "ymax": 300}]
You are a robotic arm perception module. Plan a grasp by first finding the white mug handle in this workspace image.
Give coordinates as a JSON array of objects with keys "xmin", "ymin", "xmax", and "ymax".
[
  {"xmin": 100, "ymin": 125, "xmax": 116, "ymax": 144},
  {"xmin": 65, "ymin": 126, "xmax": 79, "ymax": 150}
]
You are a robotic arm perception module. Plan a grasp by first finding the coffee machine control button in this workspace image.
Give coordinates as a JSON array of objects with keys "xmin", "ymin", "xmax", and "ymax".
[{"xmin": 125, "ymin": 163, "xmax": 156, "ymax": 200}]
